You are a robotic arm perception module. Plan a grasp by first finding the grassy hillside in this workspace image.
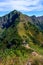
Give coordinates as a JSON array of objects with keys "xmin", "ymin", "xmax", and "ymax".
[{"xmin": 0, "ymin": 10, "xmax": 43, "ymax": 65}]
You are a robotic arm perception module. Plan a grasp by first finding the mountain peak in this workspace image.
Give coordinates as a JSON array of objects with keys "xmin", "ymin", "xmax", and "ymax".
[
  {"xmin": 0, "ymin": 10, "xmax": 21, "ymax": 28},
  {"xmin": 0, "ymin": 10, "xmax": 43, "ymax": 30}
]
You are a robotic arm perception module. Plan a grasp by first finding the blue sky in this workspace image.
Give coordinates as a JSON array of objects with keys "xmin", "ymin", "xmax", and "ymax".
[{"xmin": 0, "ymin": 0, "xmax": 43, "ymax": 16}]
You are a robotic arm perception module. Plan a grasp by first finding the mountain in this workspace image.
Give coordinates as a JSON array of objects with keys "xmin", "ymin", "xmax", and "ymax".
[
  {"xmin": 31, "ymin": 15, "xmax": 43, "ymax": 30},
  {"xmin": 0, "ymin": 10, "xmax": 43, "ymax": 30},
  {"xmin": 0, "ymin": 10, "xmax": 20, "ymax": 28},
  {"xmin": 0, "ymin": 10, "xmax": 43, "ymax": 65}
]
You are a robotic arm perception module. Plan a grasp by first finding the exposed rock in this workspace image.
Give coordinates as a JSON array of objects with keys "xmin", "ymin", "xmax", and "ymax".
[{"xmin": 32, "ymin": 52, "xmax": 38, "ymax": 56}]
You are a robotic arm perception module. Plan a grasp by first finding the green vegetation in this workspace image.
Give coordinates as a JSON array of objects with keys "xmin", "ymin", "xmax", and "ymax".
[{"xmin": 0, "ymin": 10, "xmax": 43, "ymax": 65}]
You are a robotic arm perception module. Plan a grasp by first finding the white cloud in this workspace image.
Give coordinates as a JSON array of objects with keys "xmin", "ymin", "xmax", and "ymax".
[{"xmin": 0, "ymin": 0, "xmax": 43, "ymax": 12}]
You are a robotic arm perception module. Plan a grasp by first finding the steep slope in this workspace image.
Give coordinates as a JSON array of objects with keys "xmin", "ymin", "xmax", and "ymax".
[
  {"xmin": 30, "ymin": 15, "xmax": 43, "ymax": 30},
  {"xmin": 0, "ymin": 10, "xmax": 43, "ymax": 53},
  {"xmin": 0, "ymin": 10, "xmax": 43, "ymax": 65},
  {"xmin": 0, "ymin": 10, "xmax": 20, "ymax": 28}
]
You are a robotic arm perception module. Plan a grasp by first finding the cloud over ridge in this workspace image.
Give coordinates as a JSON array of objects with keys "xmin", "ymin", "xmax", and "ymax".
[
  {"xmin": 0, "ymin": 0, "xmax": 43, "ymax": 11},
  {"xmin": 0, "ymin": 0, "xmax": 43, "ymax": 16}
]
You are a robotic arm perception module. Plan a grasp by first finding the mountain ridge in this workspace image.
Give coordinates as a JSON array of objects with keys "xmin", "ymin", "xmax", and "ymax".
[
  {"xmin": 0, "ymin": 10, "xmax": 43, "ymax": 30},
  {"xmin": 0, "ymin": 10, "xmax": 43, "ymax": 49},
  {"xmin": 0, "ymin": 10, "xmax": 43, "ymax": 65}
]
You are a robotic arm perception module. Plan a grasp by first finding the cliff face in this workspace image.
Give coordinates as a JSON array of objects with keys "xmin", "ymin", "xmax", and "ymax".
[{"xmin": 0, "ymin": 10, "xmax": 20, "ymax": 28}]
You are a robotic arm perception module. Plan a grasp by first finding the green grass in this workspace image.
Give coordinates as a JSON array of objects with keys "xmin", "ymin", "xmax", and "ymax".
[
  {"xmin": 29, "ymin": 42, "xmax": 43, "ymax": 55},
  {"xmin": 0, "ymin": 13, "xmax": 43, "ymax": 65},
  {"xmin": 0, "ymin": 46, "xmax": 33, "ymax": 65}
]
